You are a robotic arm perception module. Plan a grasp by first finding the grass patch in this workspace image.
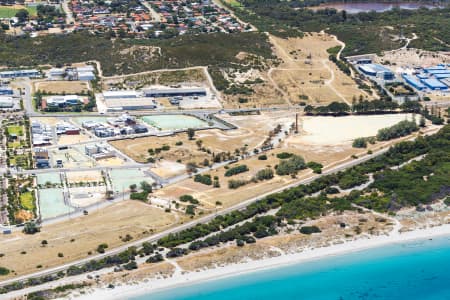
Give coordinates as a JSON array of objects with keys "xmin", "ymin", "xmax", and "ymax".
[
  {"xmin": 7, "ymin": 125, "xmax": 23, "ymax": 136},
  {"xmin": 0, "ymin": 5, "xmax": 37, "ymax": 18},
  {"xmin": 224, "ymin": 0, "xmax": 242, "ymax": 7},
  {"xmin": 20, "ymin": 192, "xmax": 35, "ymax": 211},
  {"xmin": 7, "ymin": 141, "xmax": 21, "ymax": 149}
]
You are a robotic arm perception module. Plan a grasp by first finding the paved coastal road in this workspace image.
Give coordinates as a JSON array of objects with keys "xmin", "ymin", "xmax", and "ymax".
[{"xmin": 0, "ymin": 147, "xmax": 390, "ymax": 288}]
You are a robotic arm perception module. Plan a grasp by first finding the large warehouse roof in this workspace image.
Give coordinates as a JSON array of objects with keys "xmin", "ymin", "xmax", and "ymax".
[
  {"xmin": 421, "ymin": 78, "xmax": 448, "ymax": 90},
  {"xmin": 103, "ymin": 90, "xmax": 140, "ymax": 99},
  {"xmin": 403, "ymin": 74, "xmax": 426, "ymax": 90}
]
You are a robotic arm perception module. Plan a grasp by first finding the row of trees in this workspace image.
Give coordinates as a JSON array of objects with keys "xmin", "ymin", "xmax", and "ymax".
[{"xmin": 305, "ymin": 100, "xmax": 423, "ymax": 116}]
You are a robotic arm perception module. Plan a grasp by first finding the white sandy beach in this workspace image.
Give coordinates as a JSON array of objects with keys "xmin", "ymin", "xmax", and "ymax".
[{"xmin": 72, "ymin": 223, "xmax": 450, "ymax": 300}]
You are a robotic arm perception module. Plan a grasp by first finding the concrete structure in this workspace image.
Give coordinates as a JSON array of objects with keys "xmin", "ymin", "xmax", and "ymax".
[
  {"xmin": 104, "ymin": 98, "xmax": 157, "ymax": 111},
  {"xmin": 143, "ymin": 87, "xmax": 207, "ymax": 97},
  {"xmin": 0, "ymin": 69, "xmax": 40, "ymax": 79},
  {"xmin": 103, "ymin": 91, "xmax": 140, "ymax": 99},
  {"xmin": 56, "ymin": 123, "xmax": 80, "ymax": 135},
  {"xmin": 0, "ymin": 96, "xmax": 14, "ymax": 108},
  {"xmin": 85, "ymin": 144, "xmax": 115, "ymax": 160},
  {"xmin": 355, "ymin": 58, "xmax": 372, "ymax": 64},
  {"xmin": 34, "ymin": 148, "xmax": 49, "ymax": 159},
  {"xmin": 0, "ymin": 86, "xmax": 13, "ymax": 95},
  {"xmin": 46, "ymin": 95, "xmax": 82, "ymax": 108},
  {"xmin": 48, "ymin": 68, "xmax": 65, "ymax": 79},
  {"xmin": 78, "ymin": 71, "xmax": 96, "ymax": 81},
  {"xmin": 358, "ymin": 64, "xmax": 395, "ymax": 80}
]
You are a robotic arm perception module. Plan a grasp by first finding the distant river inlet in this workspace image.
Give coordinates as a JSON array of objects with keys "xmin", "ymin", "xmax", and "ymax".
[{"xmin": 309, "ymin": 1, "xmax": 446, "ymax": 13}]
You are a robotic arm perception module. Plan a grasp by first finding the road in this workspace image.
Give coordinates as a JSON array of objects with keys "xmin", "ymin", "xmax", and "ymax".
[
  {"xmin": 0, "ymin": 146, "xmax": 390, "ymax": 288},
  {"xmin": 61, "ymin": 0, "xmax": 75, "ymax": 25}
]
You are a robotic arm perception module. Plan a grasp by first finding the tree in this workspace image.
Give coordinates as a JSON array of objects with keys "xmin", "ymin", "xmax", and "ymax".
[
  {"xmin": 15, "ymin": 9, "xmax": 29, "ymax": 23},
  {"xmin": 41, "ymin": 240, "xmax": 48, "ymax": 247},
  {"xmin": 419, "ymin": 115, "xmax": 426, "ymax": 127},
  {"xmin": 140, "ymin": 181, "xmax": 152, "ymax": 193},
  {"xmin": 129, "ymin": 184, "xmax": 137, "ymax": 192},
  {"xmin": 23, "ymin": 222, "xmax": 40, "ymax": 234},
  {"xmin": 187, "ymin": 128, "xmax": 195, "ymax": 140}
]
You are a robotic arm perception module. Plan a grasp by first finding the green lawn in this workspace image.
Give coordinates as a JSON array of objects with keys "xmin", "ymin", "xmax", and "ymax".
[
  {"xmin": 7, "ymin": 141, "xmax": 21, "ymax": 149},
  {"xmin": 0, "ymin": 5, "xmax": 37, "ymax": 18},
  {"xmin": 20, "ymin": 192, "xmax": 35, "ymax": 211},
  {"xmin": 224, "ymin": 0, "xmax": 242, "ymax": 7},
  {"xmin": 6, "ymin": 125, "xmax": 23, "ymax": 136}
]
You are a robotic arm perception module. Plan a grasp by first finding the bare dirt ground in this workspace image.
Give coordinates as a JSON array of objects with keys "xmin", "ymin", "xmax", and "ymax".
[
  {"xmin": 34, "ymin": 81, "xmax": 90, "ymax": 94},
  {"xmin": 153, "ymin": 144, "xmax": 354, "ymax": 209},
  {"xmin": 66, "ymin": 170, "xmax": 103, "ymax": 183},
  {"xmin": 57, "ymin": 133, "xmax": 91, "ymax": 145},
  {"xmin": 220, "ymin": 33, "xmax": 363, "ymax": 108},
  {"xmin": 0, "ymin": 201, "xmax": 180, "ymax": 278},
  {"xmin": 102, "ymin": 68, "xmax": 208, "ymax": 91},
  {"xmin": 377, "ymin": 48, "xmax": 450, "ymax": 69},
  {"xmin": 152, "ymin": 161, "xmax": 186, "ymax": 179},
  {"xmin": 109, "ymin": 134, "xmax": 211, "ymax": 165},
  {"xmin": 109, "ymin": 111, "xmax": 294, "ymax": 164},
  {"xmin": 267, "ymin": 33, "xmax": 363, "ymax": 105}
]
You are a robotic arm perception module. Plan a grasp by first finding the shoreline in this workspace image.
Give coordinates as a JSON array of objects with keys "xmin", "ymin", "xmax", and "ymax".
[{"xmin": 78, "ymin": 223, "xmax": 450, "ymax": 300}]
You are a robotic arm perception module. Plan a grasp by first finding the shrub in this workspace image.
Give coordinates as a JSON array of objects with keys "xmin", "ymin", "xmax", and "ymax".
[
  {"xmin": 376, "ymin": 120, "xmax": 418, "ymax": 141},
  {"xmin": 276, "ymin": 152, "xmax": 293, "ymax": 159},
  {"xmin": 186, "ymin": 205, "xmax": 196, "ymax": 215},
  {"xmin": 97, "ymin": 243, "xmax": 108, "ymax": 254},
  {"xmin": 255, "ymin": 168, "xmax": 274, "ymax": 181},
  {"xmin": 130, "ymin": 191, "xmax": 149, "ymax": 201},
  {"xmin": 228, "ymin": 179, "xmax": 248, "ymax": 189},
  {"xmin": 194, "ymin": 174, "xmax": 212, "ymax": 185},
  {"xmin": 352, "ymin": 137, "xmax": 367, "ymax": 148},
  {"xmin": 123, "ymin": 261, "xmax": 138, "ymax": 270},
  {"xmin": 306, "ymin": 161, "xmax": 323, "ymax": 174},
  {"xmin": 276, "ymin": 155, "xmax": 306, "ymax": 176},
  {"xmin": 224, "ymin": 165, "xmax": 249, "ymax": 177},
  {"xmin": 146, "ymin": 253, "xmax": 164, "ymax": 263},
  {"xmin": 179, "ymin": 195, "xmax": 199, "ymax": 204},
  {"xmin": 0, "ymin": 267, "xmax": 10, "ymax": 276},
  {"xmin": 258, "ymin": 154, "xmax": 268, "ymax": 160},
  {"xmin": 299, "ymin": 226, "xmax": 321, "ymax": 235}
]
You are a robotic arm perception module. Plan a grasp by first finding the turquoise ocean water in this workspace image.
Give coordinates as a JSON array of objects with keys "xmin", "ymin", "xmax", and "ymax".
[{"xmin": 131, "ymin": 235, "xmax": 450, "ymax": 300}]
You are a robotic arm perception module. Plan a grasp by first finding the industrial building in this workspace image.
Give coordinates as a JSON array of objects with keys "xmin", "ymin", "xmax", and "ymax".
[
  {"xmin": 402, "ymin": 74, "xmax": 426, "ymax": 91},
  {"xmin": 0, "ymin": 96, "xmax": 15, "ymax": 109},
  {"xmin": 0, "ymin": 86, "xmax": 13, "ymax": 95},
  {"xmin": 46, "ymin": 95, "xmax": 83, "ymax": 108},
  {"xmin": 421, "ymin": 78, "xmax": 448, "ymax": 90},
  {"xmin": 48, "ymin": 66, "xmax": 96, "ymax": 81},
  {"xmin": 358, "ymin": 64, "xmax": 395, "ymax": 80},
  {"xmin": 0, "ymin": 69, "xmax": 40, "ymax": 79},
  {"xmin": 85, "ymin": 144, "xmax": 115, "ymax": 160},
  {"xmin": 143, "ymin": 87, "xmax": 207, "ymax": 98},
  {"xmin": 105, "ymin": 98, "xmax": 157, "ymax": 111},
  {"xmin": 56, "ymin": 123, "xmax": 80, "ymax": 135},
  {"xmin": 103, "ymin": 90, "xmax": 140, "ymax": 99}
]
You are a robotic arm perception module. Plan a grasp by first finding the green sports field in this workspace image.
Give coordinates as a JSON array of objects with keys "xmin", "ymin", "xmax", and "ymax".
[{"xmin": 0, "ymin": 5, "xmax": 37, "ymax": 18}]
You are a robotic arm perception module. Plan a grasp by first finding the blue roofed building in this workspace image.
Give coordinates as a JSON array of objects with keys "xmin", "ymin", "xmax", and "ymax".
[
  {"xmin": 358, "ymin": 64, "xmax": 395, "ymax": 80},
  {"xmin": 421, "ymin": 78, "xmax": 448, "ymax": 90},
  {"xmin": 402, "ymin": 74, "xmax": 426, "ymax": 91}
]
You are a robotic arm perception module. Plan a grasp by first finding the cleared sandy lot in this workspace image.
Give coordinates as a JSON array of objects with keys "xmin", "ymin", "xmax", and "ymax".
[
  {"xmin": 0, "ymin": 201, "xmax": 180, "ymax": 278},
  {"xmin": 34, "ymin": 81, "xmax": 90, "ymax": 94},
  {"xmin": 110, "ymin": 111, "xmax": 295, "ymax": 165},
  {"xmin": 293, "ymin": 113, "xmax": 417, "ymax": 145}
]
